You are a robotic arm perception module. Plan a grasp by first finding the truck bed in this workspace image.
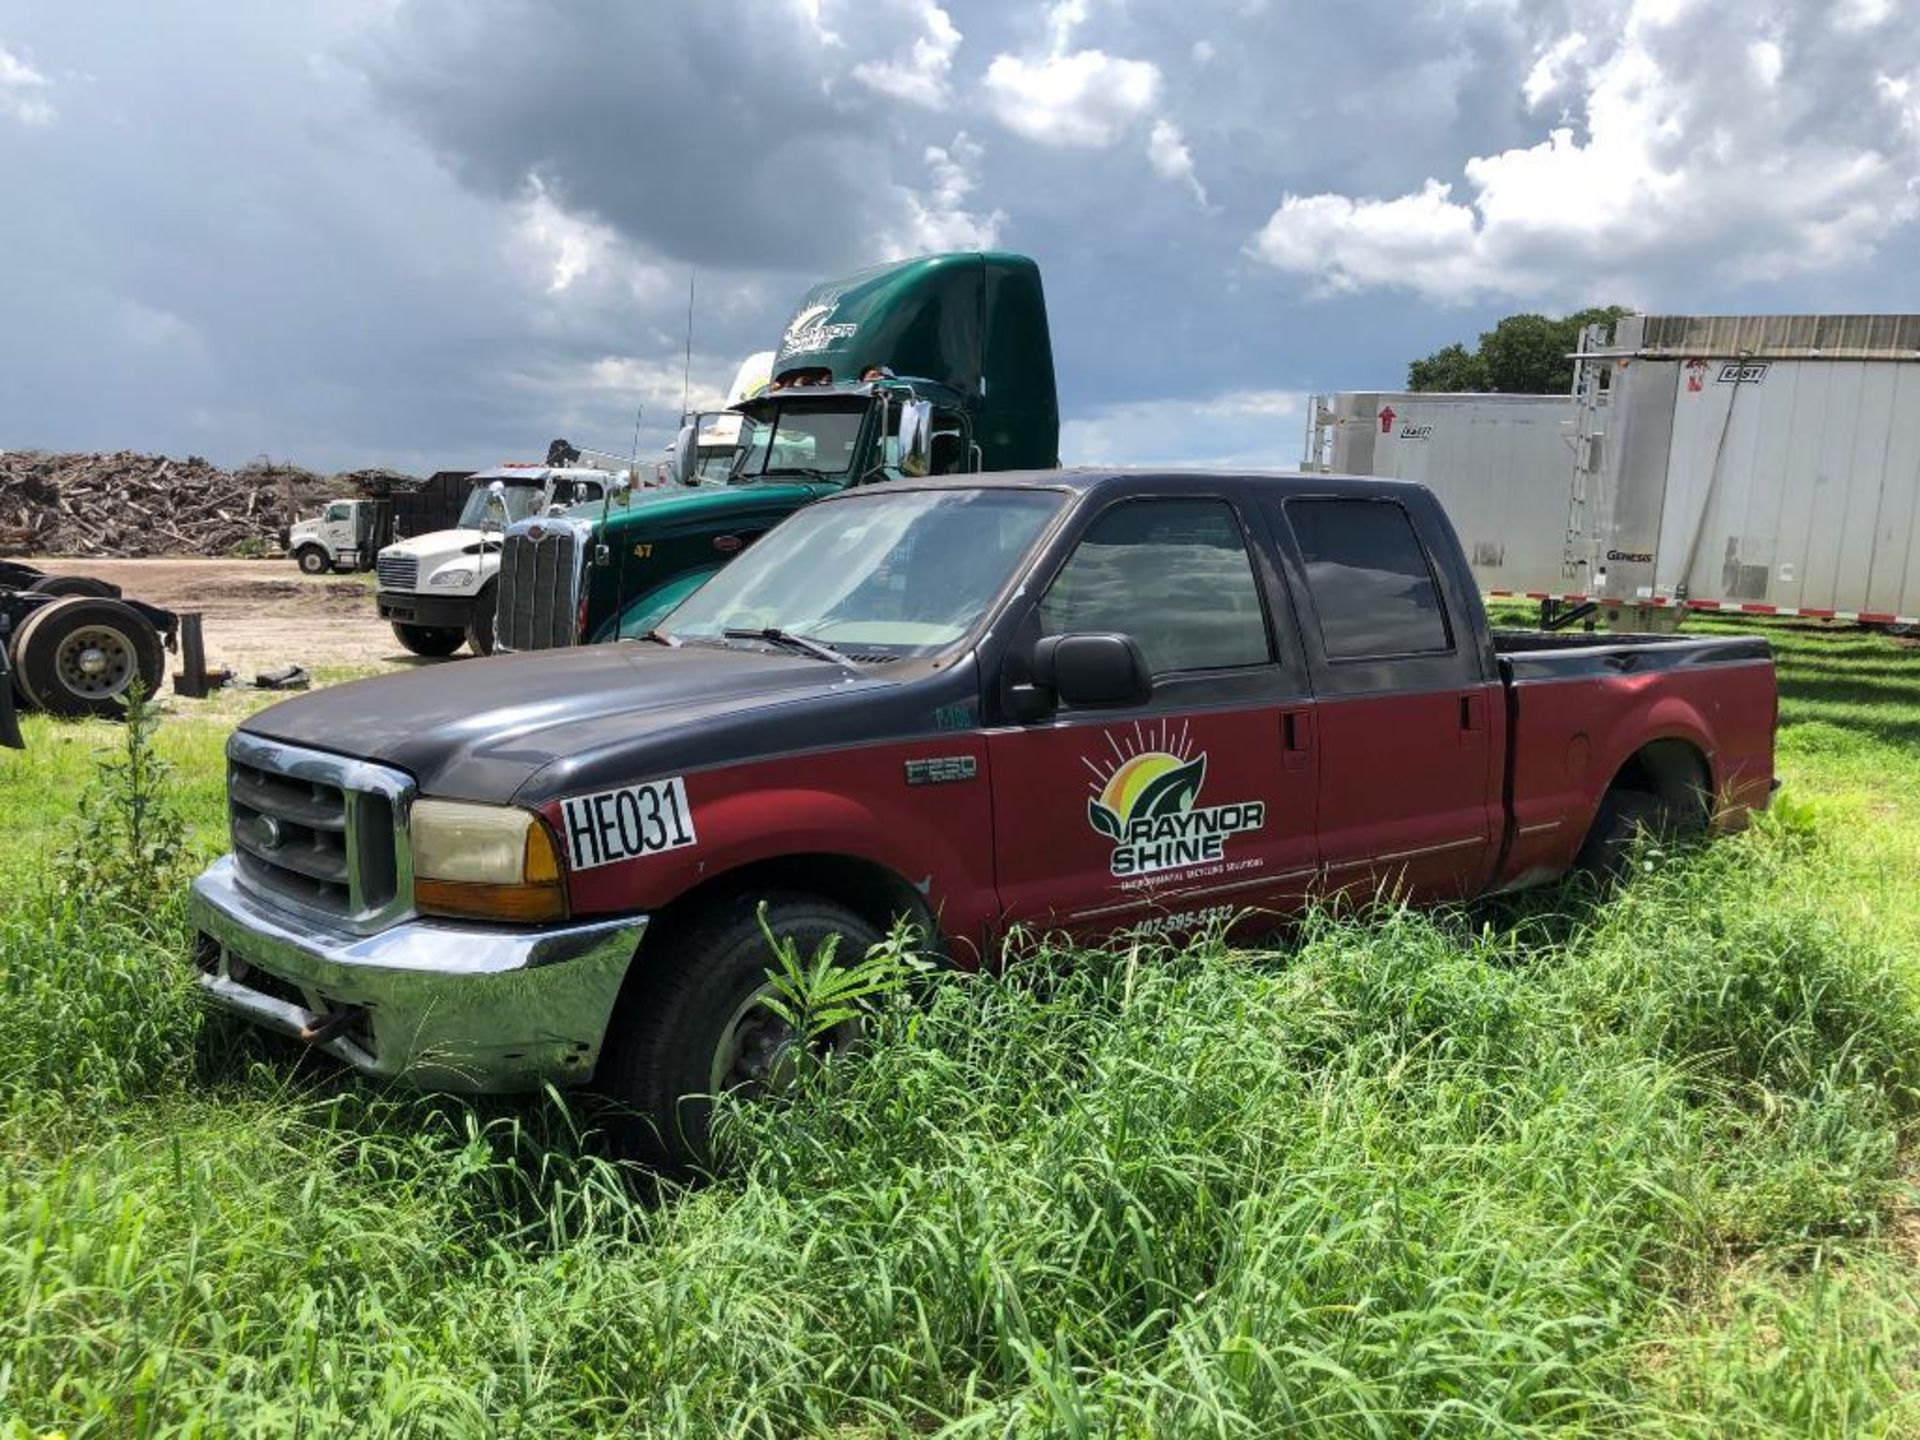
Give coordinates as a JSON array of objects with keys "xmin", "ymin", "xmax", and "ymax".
[{"xmin": 1488, "ymin": 629, "xmax": 1776, "ymax": 890}]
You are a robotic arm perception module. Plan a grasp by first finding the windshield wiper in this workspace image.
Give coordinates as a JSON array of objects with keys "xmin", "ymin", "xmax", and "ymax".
[
  {"xmin": 637, "ymin": 628, "xmax": 679, "ymax": 647},
  {"xmin": 723, "ymin": 627, "xmax": 858, "ymax": 668},
  {"xmin": 756, "ymin": 466, "xmax": 833, "ymax": 481}
]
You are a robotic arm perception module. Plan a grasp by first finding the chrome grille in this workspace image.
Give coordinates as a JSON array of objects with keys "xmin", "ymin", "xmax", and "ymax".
[
  {"xmin": 376, "ymin": 553, "xmax": 419, "ymax": 591},
  {"xmin": 227, "ymin": 732, "xmax": 414, "ymax": 933},
  {"xmin": 495, "ymin": 525, "xmax": 582, "ymax": 651}
]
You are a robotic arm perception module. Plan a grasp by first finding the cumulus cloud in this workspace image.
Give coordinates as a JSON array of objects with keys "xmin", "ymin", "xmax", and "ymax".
[
  {"xmin": 849, "ymin": 0, "xmax": 962, "ymax": 107},
  {"xmin": 1249, "ymin": 0, "xmax": 1920, "ymax": 303},
  {"xmin": 0, "ymin": 43, "xmax": 55, "ymax": 125},
  {"xmin": 1147, "ymin": 118, "xmax": 1206, "ymax": 204},
  {"xmin": 982, "ymin": 48, "xmax": 1161, "ymax": 146},
  {"xmin": 888, "ymin": 132, "xmax": 1005, "ymax": 257}
]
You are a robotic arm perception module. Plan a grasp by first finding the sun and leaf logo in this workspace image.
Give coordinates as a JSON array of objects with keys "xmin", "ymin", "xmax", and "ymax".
[
  {"xmin": 1082, "ymin": 723, "xmax": 1265, "ymax": 877},
  {"xmin": 1087, "ymin": 749, "xmax": 1207, "ymax": 841}
]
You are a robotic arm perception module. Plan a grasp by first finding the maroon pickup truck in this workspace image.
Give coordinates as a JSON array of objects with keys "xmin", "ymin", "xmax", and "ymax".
[{"xmin": 188, "ymin": 471, "xmax": 1776, "ymax": 1160}]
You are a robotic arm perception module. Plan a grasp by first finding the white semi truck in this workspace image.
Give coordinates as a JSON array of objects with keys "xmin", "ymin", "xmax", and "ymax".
[{"xmin": 374, "ymin": 462, "xmax": 621, "ymax": 656}]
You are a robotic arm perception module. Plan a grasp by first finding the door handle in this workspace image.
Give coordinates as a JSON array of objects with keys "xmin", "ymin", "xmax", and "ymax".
[
  {"xmin": 1458, "ymin": 691, "xmax": 1487, "ymax": 745},
  {"xmin": 1281, "ymin": 709, "xmax": 1312, "ymax": 770}
]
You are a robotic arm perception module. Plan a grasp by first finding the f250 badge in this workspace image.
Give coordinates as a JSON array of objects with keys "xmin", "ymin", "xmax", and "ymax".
[
  {"xmin": 1084, "ymin": 724, "xmax": 1265, "ymax": 877},
  {"xmin": 561, "ymin": 777, "xmax": 697, "ymax": 871}
]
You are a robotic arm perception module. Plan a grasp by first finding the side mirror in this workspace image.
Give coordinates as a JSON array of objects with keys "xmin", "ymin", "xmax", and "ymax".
[
  {"xmin": 1030, "ymin": 633, "xmax": 1152, "ymax": 709},
  {"xmin": 669, "ymin": 422, "xmax": 699, "ymax": 487},
  {"xmin": 897, "ymin": 399, "xmax": 933, "ymax": 478}
]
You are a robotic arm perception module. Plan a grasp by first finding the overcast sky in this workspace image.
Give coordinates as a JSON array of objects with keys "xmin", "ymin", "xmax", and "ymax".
[{"xmin": 2, "ymin": 0, "xmax": 1917, "ymax": 475}]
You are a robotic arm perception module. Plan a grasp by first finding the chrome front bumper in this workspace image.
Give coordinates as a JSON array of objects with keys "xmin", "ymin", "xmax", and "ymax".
[{"xmin": 188, "ymin": 854, "xmax": 645, "ymax": 1092}]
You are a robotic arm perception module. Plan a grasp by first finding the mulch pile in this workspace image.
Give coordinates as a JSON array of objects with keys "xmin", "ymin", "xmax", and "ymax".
[{"xmin": 0, "ymin": 451, "xmax": 420, "ymax": 557}]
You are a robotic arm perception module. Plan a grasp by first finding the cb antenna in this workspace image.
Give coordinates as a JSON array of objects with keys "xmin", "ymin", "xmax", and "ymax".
[{"xmin": 680, "ymin": 268, "xmax": 697, "ymax": 422}]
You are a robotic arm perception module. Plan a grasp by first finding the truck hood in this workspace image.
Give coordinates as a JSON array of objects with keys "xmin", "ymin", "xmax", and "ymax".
[
  {"xmin": 240, "ymin": 643, "xmax": 893, "ymax": 804},
  {"xmin": 382, "ymin": 528, "xmax": 491, "ymax": 560}
]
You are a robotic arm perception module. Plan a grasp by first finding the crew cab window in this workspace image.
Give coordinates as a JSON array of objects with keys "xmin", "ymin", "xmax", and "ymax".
[
  {"xmin": 1040, "ymin": 498, "xmax": 1270, "ymax": 675},
  {"xmin": 1285, "ymin": 499, "xmax": 1452, "ymax": 660}
]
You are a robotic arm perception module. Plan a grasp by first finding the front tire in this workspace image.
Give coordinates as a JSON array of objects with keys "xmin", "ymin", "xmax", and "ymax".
[
  {"xmin": 597, "ymin": 893, "xmax": 881, "ymax": 1170},
  {"xmin": 465, "ymin": 581, "xmax": 498, "ymax": 656},
  {"xmin": 11, "ymin": 596, "xmax": 166, "ymax": 718},
  {"xmin": 295, "ymin": 547, "xmax": 333, "ymax": 576},
  {"xmin": 390, "ymin": 622, "xmax": 465, "ymax": 658}
]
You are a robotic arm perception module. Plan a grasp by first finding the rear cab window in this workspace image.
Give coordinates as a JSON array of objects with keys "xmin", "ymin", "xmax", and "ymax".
[{"xmin": 1270, "ymin": 494, "xmax": 1480, "ymax": 694}]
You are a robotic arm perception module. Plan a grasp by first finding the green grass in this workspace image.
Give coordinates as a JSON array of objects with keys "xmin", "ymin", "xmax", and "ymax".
[{"xmin": 2, "ymin": 619, "xmax": 1919, "ymax": 1436}]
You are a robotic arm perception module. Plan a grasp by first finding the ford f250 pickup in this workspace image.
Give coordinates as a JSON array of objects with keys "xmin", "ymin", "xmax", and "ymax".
[{"xmin": 188, "ymin": 471, "xmax": 1777, "ymax": 1163}]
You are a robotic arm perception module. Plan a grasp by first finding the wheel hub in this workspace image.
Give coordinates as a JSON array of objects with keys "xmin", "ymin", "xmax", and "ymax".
[{"xmin": 56, "ymin": 625, "xmax": 136, "ymax": 698}]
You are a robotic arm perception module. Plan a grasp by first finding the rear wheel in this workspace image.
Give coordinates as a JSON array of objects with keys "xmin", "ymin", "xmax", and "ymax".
[
  {"xmin": 390, "ymin": 622, "xmax": 465, "ymax": 658},
  {"xmin": 295, "ymin": 547, "xmax": 333, "ymax": 576},
  {"xmin": 597, "ymin": 893, "xmax": 881, "ymax": 1170},
  {"xmin": 465, "ymin": 581, "xmax": 498, "ymax": 656},
  {"xmin": 12, "ymin": 596, "xmax": 166, "ymax": 718},
  {"xmin": 1576, "ymin": 783, "xmax": 1708, "ymax": 879}
]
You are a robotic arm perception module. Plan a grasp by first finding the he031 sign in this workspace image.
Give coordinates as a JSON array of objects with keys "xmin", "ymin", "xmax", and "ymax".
[{"xmin": 561, "ymin": 778, "xmax": 697, "ymax": 870}]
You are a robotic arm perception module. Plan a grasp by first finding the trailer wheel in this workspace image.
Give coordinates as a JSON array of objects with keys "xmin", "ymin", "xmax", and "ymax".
[
  {"xmin": 389, "ymin": 622, "xmax": 465, "ymax": 658},
  {"xmin": 597, "ymin": 893, "xmax": 880, "ymax": 1170},
  {"xmin": 27, "ymin": 574, "xmax": 116, "ymax": 599},
  {"xmin": 295, "ymin": 547, "xmax": 333, "ymax": 576},
  {"xmin": 465, "ymin": 581, "xmax": 498, "ymax": 657},
  {"xmin": 11, "ymin": 596, "xmax": 166, "ymax": 719}
]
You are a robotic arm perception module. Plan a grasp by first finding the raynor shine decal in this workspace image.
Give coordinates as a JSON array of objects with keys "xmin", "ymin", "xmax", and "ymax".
[{"xmin": 1083, "ymin": 722, "xmax": 1266, "ymax": 877}]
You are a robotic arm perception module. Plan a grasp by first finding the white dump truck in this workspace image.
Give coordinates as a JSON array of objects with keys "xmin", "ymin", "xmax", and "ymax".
[{"xmin": 373, "ymin": 460, "xmax": 621, "ymax": 656}]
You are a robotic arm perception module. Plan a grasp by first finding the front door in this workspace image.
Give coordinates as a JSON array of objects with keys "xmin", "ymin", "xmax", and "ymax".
[
  {"xmin": 987, "ymin": 492, "xmax": 1319, "ymax": 944},
  {"xmin": 1265, "ymin": 494, "xmax": 1500, "ymax": 903}
]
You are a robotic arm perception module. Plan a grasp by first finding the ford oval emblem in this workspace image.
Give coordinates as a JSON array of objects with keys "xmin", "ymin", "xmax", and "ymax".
[
  {"xmin": 713, "ymin": 534, "xmax": 742, "ymax": 554},
  {"xmin": 527, "ymin": 523, "xmax": 546, "ymax": 541}
]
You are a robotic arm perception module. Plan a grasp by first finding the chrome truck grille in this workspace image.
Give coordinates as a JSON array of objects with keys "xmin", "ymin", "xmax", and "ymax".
[
  {"xmin": 226, "ymin": 732, "xmax": 414, "ymax": 933},
  {"xmin": 494, "ymin": 523, "xmax": 583, "ymax": 651},
  {"xmin": 375, "ymin": 553, "xmax": 419, "ymax": 591}
]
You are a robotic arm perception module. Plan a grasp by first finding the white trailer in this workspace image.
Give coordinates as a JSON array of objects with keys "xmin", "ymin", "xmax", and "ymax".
[
  {"xmin": 1304, "ymin": 391, "xmax": 1585, "ymax": 599},
  {"xmin": 1575, "ymin": 314, "xmax": 1920, "ymax": 630}
]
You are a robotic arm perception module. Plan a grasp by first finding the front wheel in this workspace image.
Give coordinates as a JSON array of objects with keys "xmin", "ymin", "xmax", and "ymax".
[
  {"xmin": 597, "ymin": 893, "xmax": 881, "ymax": 1170},
  {"xmin": 465, "ymin": 581, "xmax": 497, "ymax": 656},
  {"xmin": 390, "ymin": 622, "xmax": 465, "ymax": 658},
  {"xmin": 295, "ymin": 547, "xmax": 332, "ymax": 576}
]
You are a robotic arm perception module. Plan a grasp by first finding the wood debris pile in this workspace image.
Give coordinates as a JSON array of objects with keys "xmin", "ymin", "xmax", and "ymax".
[{"xmin": 0, "ymin": 451, "xmax": 420, "ymax": 557}]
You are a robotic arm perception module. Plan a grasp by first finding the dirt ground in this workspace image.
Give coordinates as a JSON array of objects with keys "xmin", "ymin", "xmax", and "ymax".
[{"xmin": 26, "ymin": 557, "xmax": 458, "ymax": 681}]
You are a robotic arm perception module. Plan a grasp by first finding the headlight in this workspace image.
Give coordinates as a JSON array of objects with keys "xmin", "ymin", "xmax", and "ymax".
[
  {"xmin": 410, "ymin": 799, "xmax": 567, "ymax": 923},
  {"xmin": 429, "ymin": 568, "xmax": 476, "ymax": 588}
]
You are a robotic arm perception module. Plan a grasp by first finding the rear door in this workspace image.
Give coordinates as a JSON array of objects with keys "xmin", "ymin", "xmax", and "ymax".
[
  {"xmin": 1265, "ymin": 492, "xmax": 1501, "ymax": 902},
  {"xmin": 986, "ymin": 488, "xmax": 1319, "ymax": 941}
]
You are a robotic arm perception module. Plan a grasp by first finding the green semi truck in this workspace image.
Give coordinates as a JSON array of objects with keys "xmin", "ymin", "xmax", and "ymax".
[{"xmin": 491, "ymin": 251, "xmax": 1060, "ymax": 651}]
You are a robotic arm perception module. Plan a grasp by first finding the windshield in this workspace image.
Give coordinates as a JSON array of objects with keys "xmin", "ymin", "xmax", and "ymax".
[
  {"xmin": 730, "ymin": 400, "xmax": 869, "ymax": 482},
  {"xmin": 663, "ymin": 488, "xmax": 1063, "ymax": 657},
  {"xmin": 457, "ymin": 482, "xmax": 546, "ymax": 530}
]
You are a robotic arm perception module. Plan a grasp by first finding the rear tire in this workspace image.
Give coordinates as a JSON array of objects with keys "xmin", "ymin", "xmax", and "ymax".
[
  {"xmin": 11, "ymin": 596, "xmax": 166, "ymax": 718},
  {"xmin": 27, "ymin": 574, "xmax": 117, "ymax": 599},
  {"xmin": 390, "ymin": 622, "xmax": 465, "ymax": 658},
  {"xmin": 295, "ymin": 547, "xmax": 333, "ymax": 576},
  {"xmin": 465, "ymin": 581, "xmax": 498, "ymax": 656},
  {"xmin": 1576, "ymin": 783, "xmax": 1707, "ymax": 879},
  {"xmin": 597, "ymin": 893, "xmax": 881, "ymax": 1170}
]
